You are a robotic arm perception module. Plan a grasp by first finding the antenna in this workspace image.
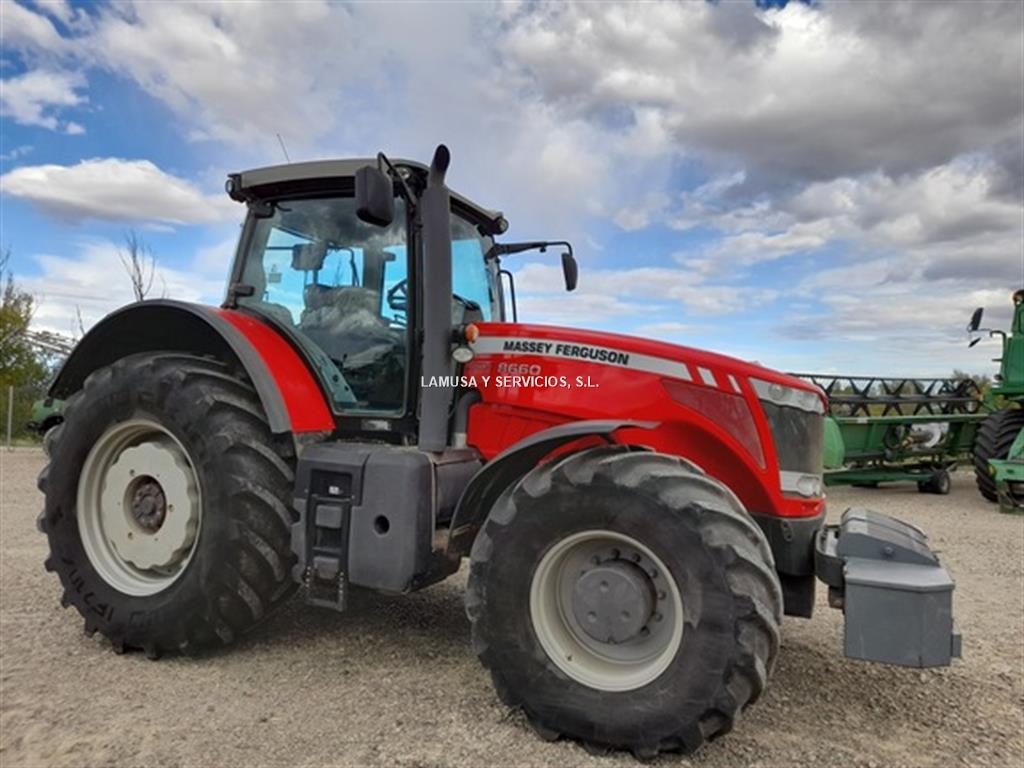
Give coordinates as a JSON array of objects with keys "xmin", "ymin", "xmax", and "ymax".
[{"xmin": 276, "ymin": 133, "xmax": 291, "ymax": 163}]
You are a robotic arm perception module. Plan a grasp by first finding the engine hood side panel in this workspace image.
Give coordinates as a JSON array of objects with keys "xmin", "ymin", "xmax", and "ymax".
[{"xmin": 464, "ymin": 323, "xmax": 823, "ymax": 519}]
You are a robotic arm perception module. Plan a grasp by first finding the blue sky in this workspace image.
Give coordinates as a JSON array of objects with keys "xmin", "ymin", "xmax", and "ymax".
[{"xmin": 1, "ymin": 0, "xmax": 1021, "ymax": 376}]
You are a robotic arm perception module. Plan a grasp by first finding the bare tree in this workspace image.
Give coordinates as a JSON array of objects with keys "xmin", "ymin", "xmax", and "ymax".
[
  {"xmin": 119, "ymin": 230, "xmax": 157, "ymax": 301},
  {"xmin": 73, "ymin": 305, "xmax": 87, "ymax": 339}
]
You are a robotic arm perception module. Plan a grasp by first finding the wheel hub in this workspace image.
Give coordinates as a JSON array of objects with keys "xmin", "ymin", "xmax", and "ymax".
[
  {"xmin": 78, "ymin": 420, "xmax": 202, "ymax": 594},
  {"xmin": 129, "ymin": 477, "xmax": 167, "ymax": 532},
  {"xmin": 572, "ymin": 560, "xmax": 654, "ymax": 644},
  {"xmin": 530, "ymin": 530, "xmax": 685, "ymax": 692}
]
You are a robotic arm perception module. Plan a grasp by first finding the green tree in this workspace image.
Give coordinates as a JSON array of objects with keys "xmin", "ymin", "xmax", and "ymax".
[
  {"xmin": 0, "ymin": 249, "xmax": 49, "ymax": 440},
  {"xmin": 952, "ymin": 368, "xmax": 992, "ymax": 400}
]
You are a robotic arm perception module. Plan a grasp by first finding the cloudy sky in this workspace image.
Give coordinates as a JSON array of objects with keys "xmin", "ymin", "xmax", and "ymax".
[{"xmin": 1, "ymin": 0, "xmax": 1021, "ymax": 376}]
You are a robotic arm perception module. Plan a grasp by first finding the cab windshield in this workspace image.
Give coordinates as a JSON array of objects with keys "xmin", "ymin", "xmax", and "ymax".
[{"xmin": 236, "ymin": 195, "xmax": 499, "ymax": 414}]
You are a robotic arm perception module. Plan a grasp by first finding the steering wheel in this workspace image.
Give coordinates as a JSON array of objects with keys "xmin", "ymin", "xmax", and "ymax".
[
  {"xmin": 387, "ymin": 279, "xmax": 478, "ymax": 316},
  {"xmin": 387, "ymin": 279, "xmax": 407, "ymax": 312}
]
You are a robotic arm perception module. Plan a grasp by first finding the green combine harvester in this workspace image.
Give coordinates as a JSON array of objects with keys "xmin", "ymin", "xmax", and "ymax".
[
  {"xmin": 969, "ymin": 289, "xmax": 1024, "ymax": 513},
  {"xmin": 791, "ymin": 372, "xmax": 986, "ymax": 494}
]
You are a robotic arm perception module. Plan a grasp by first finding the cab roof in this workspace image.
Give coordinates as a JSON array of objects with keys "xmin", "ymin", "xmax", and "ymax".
[{"xmin": 229, "ymin": 158, "xmax": 506, "ymax": 234}]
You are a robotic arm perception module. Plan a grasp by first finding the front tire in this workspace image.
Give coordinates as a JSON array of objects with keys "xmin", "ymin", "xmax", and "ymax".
[
  {"xmin": 465, "ymin": 446, "xmax": 782, "ymax": 757},
  {"xmin": 38, "ymin": 353, "xmax": 298, "ymax": 656},
  {"xmin": 973, "ymin": 409, "xmax": 1024, "ymax": 502}
]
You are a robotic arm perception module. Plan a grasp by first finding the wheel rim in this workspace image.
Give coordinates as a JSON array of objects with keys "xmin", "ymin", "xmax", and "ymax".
[
  {"xmin": 77, "ymin": 419, "xmax": 201, "ymax": 596},
  {"xmin": 529, "ymin": 530, "xmax": 684, "ymax": 692}
]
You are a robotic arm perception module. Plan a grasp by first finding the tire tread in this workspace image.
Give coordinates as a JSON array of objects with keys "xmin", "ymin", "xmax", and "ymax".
[
  {"xmin": 40, "ymin": 352, "xmax": 297, "ymax": 656},
  {"xmin": 466, "ymin": 446, "xmax": 782, "ymax": 757},
  {"xmin": 973, "ymin": 409, "xmax": 1024, "ymax": 501}
]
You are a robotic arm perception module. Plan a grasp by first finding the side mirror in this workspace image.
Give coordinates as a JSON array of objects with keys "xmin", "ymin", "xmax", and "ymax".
[
  {"xmin": 968, "ymin": 307, "xmax": 983, "ymax": 332},
  {"xmin": 561, "ymin": 250, "xmax": 578, "ymax": 292},
  {"xmin": 355, "ymin": 165, "xmax": 395, "ymax": 227}
]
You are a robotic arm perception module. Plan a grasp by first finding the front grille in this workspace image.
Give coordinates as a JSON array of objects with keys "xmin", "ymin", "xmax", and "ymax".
[{"xmin": 761, "ymin": 402, "xmax": 824, "ymax": 475}]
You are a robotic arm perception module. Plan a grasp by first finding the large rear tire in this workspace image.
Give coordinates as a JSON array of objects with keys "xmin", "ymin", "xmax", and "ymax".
[
  {"xmin": 465, "ymin": 446, "xmax": 782, "ymax": 758},
  {"xmin": 973, "ymin": 409, "xmax": 1024, "ymax": 502},
  {"xmin": 38, "ymin": 353, "xmax": 297, "ymax": 657}
]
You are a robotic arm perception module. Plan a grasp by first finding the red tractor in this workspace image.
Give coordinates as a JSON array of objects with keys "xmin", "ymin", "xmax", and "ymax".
[{"xmin": 39, "ymin": 146, "xmax": 959, "ymax": 758}]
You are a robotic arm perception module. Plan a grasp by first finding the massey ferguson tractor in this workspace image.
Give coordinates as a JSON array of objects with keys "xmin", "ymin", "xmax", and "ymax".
[{"xmin": 38, "ymin": 146, "xmax": 959, "ymax": 758}]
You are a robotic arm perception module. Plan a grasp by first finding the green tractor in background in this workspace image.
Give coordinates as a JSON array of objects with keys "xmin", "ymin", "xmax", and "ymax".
[
  {"xmin": 970, "ymin": 289, "xmax": 1024, "ymax": 513},
  {"xmin": 26, "ymin": 396, "xmax": 64, "ymax": 443}
]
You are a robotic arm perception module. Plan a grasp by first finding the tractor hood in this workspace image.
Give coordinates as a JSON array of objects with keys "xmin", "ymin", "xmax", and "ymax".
[
  {"xmin": 470, "ymin": 322, "xmax": 824, "ymax": 401},
  {"xmin": 466, "ymin": 321, "xmax": 828, "ymax": 518}
]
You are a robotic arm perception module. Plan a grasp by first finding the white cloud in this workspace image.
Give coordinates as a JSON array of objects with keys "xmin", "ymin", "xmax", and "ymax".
[
  {"xmin": 1, "ymin": 157, "xmax": 237, "ymax": 224},
  {"xmin": 707, "ymin": 220, "xmax": 834, "ymax": 264},
  {"xmin": 673, "ymin": 156, "xmax": 1022, "ymax": 288},
  {"xmin": 81, "ymin": 1, "xmax": 359, "ymax": 149},
  {"xmin": 633, "ymin": 321, "xmax": 699, "ymax": 337},
  {"xmin": 22, "ymin": 239, "xmax": 227, "ymax": 335},
  {"xmin": 2, "ymin": 0, "xmax": 1021, "ymax": 375},
  {"xmin": 773, "ymin": 278, "xmax": 1015, "ymax": 376},
  {"xmin": 514, "ymin": 261, "xmax": 776, "ymax": 321},
  {"xmin": 501, "ymin": 2, "xmax": 1023, "ymax": 188},
  {"xmin": 1, "ymin": 1, "xmax": 672, "ymax": 241},
  {"xmin": 0, "ymin": 68, "xmax": 86, "ymax": 132},
  {"xmin": 0, "ymin": 144, "xmax": 32, "ymax": 161},
  {"xmin": 26, "ymin": 0, "xmax": 82, "ymax": 28},
  {"xmin": 0, "ymin": 0, "xmax": 68, "ymax": 53}
]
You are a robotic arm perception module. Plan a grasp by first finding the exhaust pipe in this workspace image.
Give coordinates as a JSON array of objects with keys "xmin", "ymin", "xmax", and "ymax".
[{"xmin": 418, "ymin": 145, "xmax": 453, "ymax": 453}]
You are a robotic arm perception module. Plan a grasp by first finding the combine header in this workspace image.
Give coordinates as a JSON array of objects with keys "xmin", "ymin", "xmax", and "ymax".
[{"xmin": 792, "ymin": 373, "xmax": 987, "ymax": 493}]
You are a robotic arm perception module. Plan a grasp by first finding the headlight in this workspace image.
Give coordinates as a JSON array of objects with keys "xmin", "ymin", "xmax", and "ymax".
[
  {"xmin": 779, "ymin": 471, "xmax": 824, "ymax": 498},
  {"xmin": 752, "ymin": 379, "xmax": 825, "ymax": 497},
  {"xmin": 751, "ymin": 378, "xmax": 825, "ymax": 414}
]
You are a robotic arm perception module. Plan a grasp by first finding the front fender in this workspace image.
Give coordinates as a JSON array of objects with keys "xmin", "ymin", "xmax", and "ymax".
[
  {"xmin": 445, "ymin": 419, "xmax": 656, "ymax": 557},
  {"xmin": 50, "ymin": 300, "xmax": 334, "ymax": 435}
]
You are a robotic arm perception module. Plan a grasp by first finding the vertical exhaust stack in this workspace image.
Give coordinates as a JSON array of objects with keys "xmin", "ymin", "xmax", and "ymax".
[{"xmin": 418, "ymin": 145, "xmax": 453, "ymax": 452}]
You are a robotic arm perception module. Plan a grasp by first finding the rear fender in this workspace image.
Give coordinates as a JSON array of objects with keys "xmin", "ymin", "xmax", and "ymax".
[
  {"xmin": 50, "ymin": 300, "xmax": 334, "ymax": 435},
  {"xmin": 445, "ymin": 419, "xmax": 656, "ymax": 557}
]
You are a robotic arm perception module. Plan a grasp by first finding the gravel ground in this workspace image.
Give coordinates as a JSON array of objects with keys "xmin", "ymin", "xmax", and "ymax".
[{"xmin": 2, "ymin": 446, "xmax": 1022, "ymax": 767}]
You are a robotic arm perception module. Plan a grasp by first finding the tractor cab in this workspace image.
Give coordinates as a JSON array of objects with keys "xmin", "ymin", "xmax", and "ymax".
[
  {"xmin": 223, "ymin": 154, "xmax": 579, "ymax": 443},
  {"xmin": 969, "ymin": 288, "xmax": 1024, "ymax": 398},
  {"xmin": 224, "ymin": 158, "xmax": 506, "ymax": 419}
]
